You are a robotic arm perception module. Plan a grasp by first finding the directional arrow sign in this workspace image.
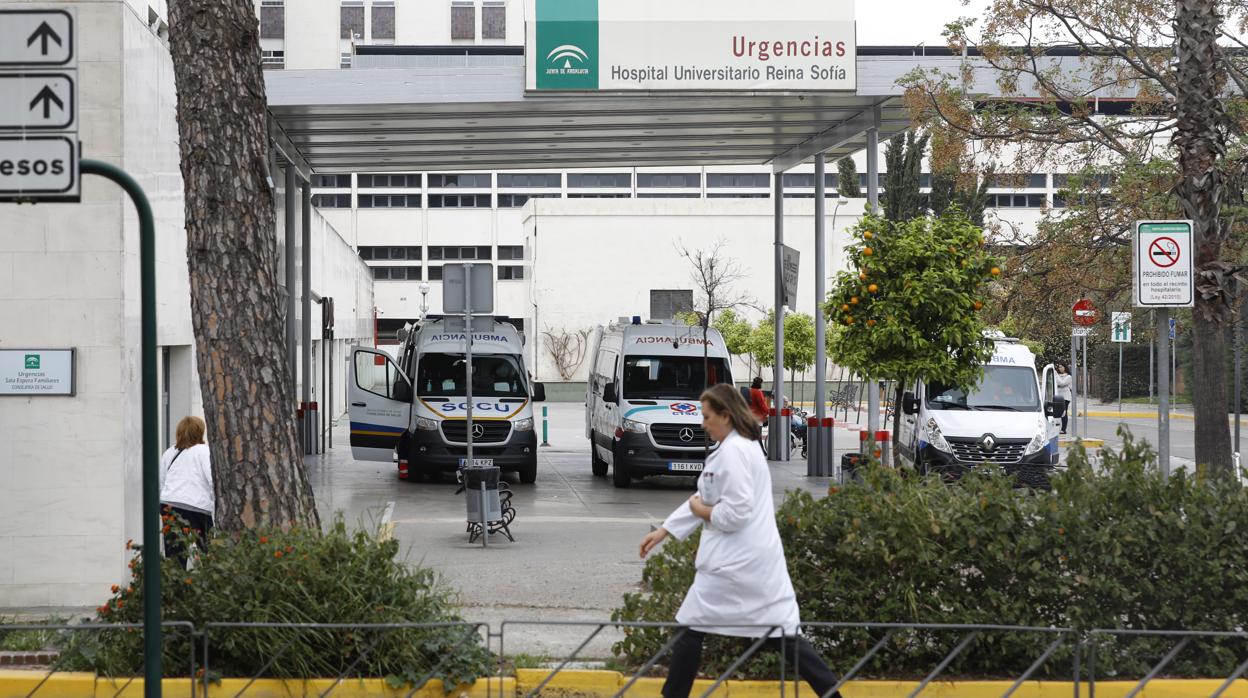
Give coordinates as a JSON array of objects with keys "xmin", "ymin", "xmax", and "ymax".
[
  {"xmin": 0, "ymin": 73, "xmax": 74, "ymax": 130},
  {"xmin": 0, "ymin": 9, "xmax": 75, "ymax": 67}
]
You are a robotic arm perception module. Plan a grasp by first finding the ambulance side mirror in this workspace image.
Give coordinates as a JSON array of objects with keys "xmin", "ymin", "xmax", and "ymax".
[
  {"xmin": 902, "ymin": 392, "xmax": 920, "ymax": 415},
  {"xmin": 532, "ymin": 382, "xmax": 547, "ymax": 402},
  {"xmin": 603, "ymin": 382, "xmax": 618, "ymax": 404}
]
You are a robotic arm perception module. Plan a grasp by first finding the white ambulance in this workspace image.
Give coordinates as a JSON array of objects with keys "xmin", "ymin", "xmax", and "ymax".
[
  {"xmin": 586, "ymin": 318, "xmax": 735, "ymax": 488},
  {"xmin": 896, "ymin": 333, "xmax": 1064, "ymax": 486},
  {"xmin": 348, "ymin": 319, "xmax": 545, "ymax": 483}
]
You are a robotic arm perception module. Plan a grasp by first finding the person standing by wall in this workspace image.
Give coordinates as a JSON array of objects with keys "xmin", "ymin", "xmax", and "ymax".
[
  {"xmin": 638, "ymin": 384, "xmax": 843, "ymax": 698},
  {"xmin": 159, "ymin": 416, "xmax": 215, "ymax": 568},
  {"xmin": 1054, "ymin": 364, "xmax": 1074, "ymax": 434}
]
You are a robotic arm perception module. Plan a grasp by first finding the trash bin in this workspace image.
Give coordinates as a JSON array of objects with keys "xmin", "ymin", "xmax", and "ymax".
[{"xmin": 463, "ymin": 466, "xmax": 502, "ymax": 524}]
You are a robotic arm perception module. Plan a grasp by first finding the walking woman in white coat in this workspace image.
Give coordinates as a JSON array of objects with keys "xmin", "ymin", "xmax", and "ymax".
[
  {"xmin": 159, "ymin": 416, "xmax": 214, "ymax": 569},
  {"xmin": 639, "ymin": 384, "xmax": 842, "ymax": 698}
]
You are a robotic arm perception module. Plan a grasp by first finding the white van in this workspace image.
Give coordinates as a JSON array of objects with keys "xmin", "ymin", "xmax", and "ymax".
[
  {"xmin": 896, "ymin": 334, "xmax": 1063, "ymax": 485},
  {"xmin": 348, "ymin": 319, "xmax": 545, "ymax": 483},
  {"xmin": 586, "ymin": 318, "xmax": 735, "ymax": 488}
]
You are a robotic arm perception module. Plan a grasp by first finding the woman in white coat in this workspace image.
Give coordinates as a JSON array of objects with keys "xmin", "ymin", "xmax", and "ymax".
[
  {"xmin": 1054, "ymin": 364, "xmax": 1074, "ymax": 434},
  {"xmin": 639, "ymin": 384, "xmax": 842, "ymax": 698},
  {"xmin": 159, "ymin": 416, "xmax": 215, "ymax": 569}
]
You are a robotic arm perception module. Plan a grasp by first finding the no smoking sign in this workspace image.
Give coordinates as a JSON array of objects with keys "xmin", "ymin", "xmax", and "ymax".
[{"xmin": 1134, "ymin": 221, "xmax": 1194, "ymax": 307}]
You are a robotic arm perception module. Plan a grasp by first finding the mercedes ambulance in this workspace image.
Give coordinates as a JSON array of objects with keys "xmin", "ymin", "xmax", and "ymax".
[
  {"xmin": 896, "ymin": 332, "xmax": 1063, "ymax": 485},
  {"xmin": 348, "ymin": 319, "xmax": 545, "ymax": 483},
  {"xmin": 586, "ymin": 318, "xmax": 734, "ymax": 488}
]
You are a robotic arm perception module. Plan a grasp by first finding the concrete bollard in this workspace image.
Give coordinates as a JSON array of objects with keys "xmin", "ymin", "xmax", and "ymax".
[
  {"xmin": 806, "ymin": 416, "xmax": 820, "ymax": 476},
  {"xmin": 822, "ymin": 417, "xmax": 835, "ymax": 477},
  {"xmin": 875, "ymin": 430, "xmax": 891, "ymax": 466}
]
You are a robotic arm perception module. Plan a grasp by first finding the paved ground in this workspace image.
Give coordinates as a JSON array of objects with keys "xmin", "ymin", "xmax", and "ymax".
[{"xmin": 305, "ymin": 402, "xmax": 848, "ymax": 659}]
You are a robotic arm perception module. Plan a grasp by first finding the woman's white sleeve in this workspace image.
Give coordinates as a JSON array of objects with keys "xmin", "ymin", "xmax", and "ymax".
[
  {"xmin": 662, "ymin": 500, "xmax": 703, "ymax": 541},
  {"xmin": 709, "ymin": 449, "xmax": 755, "ymax": 533}
]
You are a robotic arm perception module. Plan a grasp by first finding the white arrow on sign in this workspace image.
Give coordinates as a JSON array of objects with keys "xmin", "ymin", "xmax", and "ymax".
[
  {"xmin": 0, "ymin": 9, "xmax": 75, "ymax": 67},
  {"xmin": 0, "ymin": 135, "xmax": 78, "ymax": 198},
  {"xmin": 0, "ymin": 73, "xmax": 74, "ymax": 130}
]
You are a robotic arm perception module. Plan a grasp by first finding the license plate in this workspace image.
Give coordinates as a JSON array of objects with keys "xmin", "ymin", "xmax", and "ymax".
[
  {"xmin": 458, "ymin": 458, "xmax": 494, "ymax": 467},
  {"xmin": 668, "ymin": 461, "xmax": 704, "ymax": 472}
]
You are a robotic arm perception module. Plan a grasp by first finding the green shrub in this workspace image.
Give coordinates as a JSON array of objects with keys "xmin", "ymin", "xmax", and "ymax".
[
  {"xmin": 59, "ymin": 516, "xmax": 491, "ymax": 689},
  {"xmin": 613, "ymin": 432, "xmax": 1248, "ymax": 679}
]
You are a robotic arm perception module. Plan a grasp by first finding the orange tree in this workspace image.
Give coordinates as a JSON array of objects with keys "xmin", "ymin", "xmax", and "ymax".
[{"xmin": 826, "ymin": 209, "xmax": 1001, "ymax": 465}]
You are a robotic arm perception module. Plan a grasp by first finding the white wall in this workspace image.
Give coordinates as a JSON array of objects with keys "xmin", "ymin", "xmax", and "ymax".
[{"xmin": 524, "ymin": 198, "xmax": 865, "ymax": 383}]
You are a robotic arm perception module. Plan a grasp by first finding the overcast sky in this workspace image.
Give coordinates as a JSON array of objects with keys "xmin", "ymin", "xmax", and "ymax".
[{"xmin": 856, "ymin": 0, "xmax": 991, "ymax": 47}]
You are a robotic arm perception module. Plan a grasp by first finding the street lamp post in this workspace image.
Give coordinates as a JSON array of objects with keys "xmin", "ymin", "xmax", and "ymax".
[{"xmin": 419, "ymin": 281, "xmax": 431, "ymax": 323}]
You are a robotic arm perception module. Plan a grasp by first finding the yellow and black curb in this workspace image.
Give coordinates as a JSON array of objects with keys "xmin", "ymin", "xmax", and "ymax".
[{"xmin": 5, "ymin": 670, "xmax": 1248, "ymax": 697}]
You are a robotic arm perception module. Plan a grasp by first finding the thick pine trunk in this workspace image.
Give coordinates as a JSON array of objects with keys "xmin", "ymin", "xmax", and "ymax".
[
  {"xmin": 167, "ymin": 0, "xmax": 321, "ymax": 528},
  {"xmin": 1174, "ymin": 0, "xmax": 1233, "ymax": 475}
]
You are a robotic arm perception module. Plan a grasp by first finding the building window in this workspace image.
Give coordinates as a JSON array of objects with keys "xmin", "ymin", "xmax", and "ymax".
[
  {"xmin": 371, "ymin": 1, "xmax": 395, "ymax": 40},
  {"xmin": 340, "ymin": 51, "xmax": 353, "ymax": 69},
  {"xmin": 567, "ymin": 173, "xmax": 631, "ymax": 188},
  {"xmin": 428, "ymin": 193, "xmax": 491, "ymax": 208},
  {"xmin": 498, "ymin": 265, "xmax": 524, "ymax": 280},
  {"xmin": 650, "ymin": 290, "xmax": 693, "ymax": 320},
  {"xmin": 987, "ymin": 193, "xmax": 1046, "ymax": 208},
  {"xmin": 638, "ymin": 193, "xmax": 701, "ymax": 198},
  {"xmin": 312, "ymin": 174, "xmax": 351, "ymax": 188},
  {"xmin": 637, "ymin": 173, "xmax": 701, "ymax": 188},
  {"xmin": 498, "ymin": 245, "xmax": 524, "ymax": 260},
  {"xmin": 311, "ymin": 193, "xmax": 351, "ymax": 208},
  {"xmin": 428, "ymin": 173, "xmax": 491, "ymax": 188},
  {"xmin": 429, "ymin": 246, "xmax": 492, "ymax": 260},
  {"xmin": 340, "ymin": 1, "xmax": 365, "ymax": 39},
  {"xmin": 260, "ymin": 0, "xmax": 285, "ymax": 39},
  {"xmin": 359, "ymin": 173, "xmax": 420, "ymax": 188},
  {"xmin": 261, "ymin": 50, "xmax": 285, "ymax": 69},
  {"xmin": 497, "ymin": 193, "xmax": 560, "ymax": 207},
  {"xmin": 360, "ymin": 246, "xmax": 421, "ymax": 261},
  {"xmin": 991, "ymin": 174, "xmax": 1049, "ymax": 189},
  {"xmin": 707, "ymin": 173, "xmax": 770, "ymax": 188},
  {"xmin": 497, "ymin": 173, "xmax": 560, "ymax": 188},
  {"xmin": 482, "ymin": 1, "xmax": 506, "ymax": 39},
  {"xmin": 373, "ymin": 266, "xmax": 422, "ymax": 281},
  {"xmin": 451, "ymin": 1, "xmax": 476, "ymax": 40},
  {"xmin": 428, "ymin": 266, "xmax": 444, "ymax": 281},
  {"xmin": 358, "ymin": 194, "xmax": 421, "ymax": 208},
  {"xmin": 706, "ymin": 193, "xmax": 768, "ymax": 199},
  {"xmin": 567, "ymin": 193, "xmax": 632, "ymax": 198}
]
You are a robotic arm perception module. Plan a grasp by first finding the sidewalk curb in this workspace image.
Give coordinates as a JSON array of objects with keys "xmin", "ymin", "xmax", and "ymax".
[{"xmin": 4, "ymin": 673, "xmax": 1248, "ymax": 698}]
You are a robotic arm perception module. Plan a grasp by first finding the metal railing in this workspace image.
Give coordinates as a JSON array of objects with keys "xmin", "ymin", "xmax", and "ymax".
[{"xmin": 5, "ymin": 620, "xmax": 1248, "ymax": 697}]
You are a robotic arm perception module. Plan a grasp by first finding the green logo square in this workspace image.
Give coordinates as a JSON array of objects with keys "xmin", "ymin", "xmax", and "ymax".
[
  {"xmin": 535, "ymin": 0, "xmax": 599, "ymax": 90},
  {"xmin": 25, "ymin": 354, "xmax": 40, "ymax": 369}
]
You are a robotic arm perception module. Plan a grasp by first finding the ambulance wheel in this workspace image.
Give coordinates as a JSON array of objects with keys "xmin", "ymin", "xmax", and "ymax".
[
  {"xmin": 591, "ymin": 436, "xmax": 609, "ymax": 477},
  {"xmin": 612, "ymin": 456, "xmax": 632, "ymax": 489},
  {"xmin": 518, "ymin": 458, "xmax": 537, "ymax": 484}
]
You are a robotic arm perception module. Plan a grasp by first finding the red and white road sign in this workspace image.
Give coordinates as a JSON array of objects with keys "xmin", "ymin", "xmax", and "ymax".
[
  {"xmin": 1072, "ymin": 298, "xmax": 1099, "ymax": 327},
  {"xmin": 1135, "ymin": 221, "xmax": 1194, "ymax": 307}
]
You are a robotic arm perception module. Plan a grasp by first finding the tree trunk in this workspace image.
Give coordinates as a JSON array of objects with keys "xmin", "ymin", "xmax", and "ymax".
[
  {"xmin": 1174, "ymin": 0, "xmax": 1233, "ymax": 475},
  {"xmin": 167, "ymin": 0, "xmax": 321, "ymax": 528}
]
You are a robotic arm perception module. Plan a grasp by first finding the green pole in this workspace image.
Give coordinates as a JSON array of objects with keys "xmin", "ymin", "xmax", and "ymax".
[
  {"xmin": 541, "ymin": 405, "xmax": 550, "ymax": 447},
  {"xmin": 81, "ymin": 160, "xmax": 161, "ymax": 698}
]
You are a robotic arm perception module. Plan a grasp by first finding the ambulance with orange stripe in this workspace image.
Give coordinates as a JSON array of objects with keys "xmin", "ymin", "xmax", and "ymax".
[{"xmin": 348, "ymin": 319, "xmax": 545, "ymax": 483}]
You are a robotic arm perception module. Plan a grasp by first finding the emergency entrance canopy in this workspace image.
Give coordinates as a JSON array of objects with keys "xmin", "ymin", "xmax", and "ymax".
[{"xmin": 526, "ymin": 0, "xmax": 856, "ymax": 92}]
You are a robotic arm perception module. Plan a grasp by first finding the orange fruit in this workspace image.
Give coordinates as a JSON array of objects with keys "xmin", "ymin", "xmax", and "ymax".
[
  {"xmin": 841, "ymin": 303, "xmax": 850, "ymax": 312},
  {"xmin": 859, "ymin": 272, "xmax": 868, "ymax": 281},
  {"xmin": 974, "ymin": 301, "xmax": 984, "ymax": 310},
  {"xmin": 868, "ymin": 284, "xmax": 879, "ymax": 293},
  {"xmin": 990, "ymin": 267, "xmax": 1001, "ymax": 276},
  {"xmin": 850, "ymin": 296, "xmax": 859, "ymax": 305},
  {"xmin": 863, "ymin": 231, "xmax": 874, "ymax": 239},
  {"xmin": 863, "ymin": 247, "xmax": 874, "ymax": 256},
  {"xmin": 845, "ymin": 316, "xmax": 855, "ymax": 325},
  {"xmin": 866, "ymin": 319, "xmax": 876, "ymax": 327}
]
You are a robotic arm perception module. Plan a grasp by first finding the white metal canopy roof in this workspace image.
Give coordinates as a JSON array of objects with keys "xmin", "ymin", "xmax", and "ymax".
[{"xmin": 264, "ymin": 62, "xmax": 917, "ymax": 176}]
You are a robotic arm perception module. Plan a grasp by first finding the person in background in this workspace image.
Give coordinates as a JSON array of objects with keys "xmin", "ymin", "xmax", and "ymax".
[
  {"xmin": 1054, "ymin": 364, "xmax": 1074, "ymax": 434},
  {"xmin": 638, "ymin": 385, "xmax": 843, "ymax": 698},
  {"xmin": 748, "ymin": 377, "xmax": 770, "ymax": 426},
  {"xmin": 159, "ymin": 416, "xmax": 214, "ymax": 569}
]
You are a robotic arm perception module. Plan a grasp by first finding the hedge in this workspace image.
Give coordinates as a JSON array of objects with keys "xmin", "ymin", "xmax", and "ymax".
[
  {"xmin": 58, "ymin": 516, "xmax": 492, "ymax": 688},
  {"xmin": 612, "ymin": 433, "xmax": 1248, "ymax": 680}
]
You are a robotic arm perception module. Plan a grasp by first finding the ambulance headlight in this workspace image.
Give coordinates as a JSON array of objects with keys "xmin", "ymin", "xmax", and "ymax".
[
  {"xmin": 513, "ymin": 418, "xmax": 533, "ymax": 432},
  {"xmin": 1024, "ymin": 425, "xmax": 1048, "ymax": 455},
  {"xmin": 925, "ymin": 418, "xmax": 951, "ymax": 453},
  {"xmin": 415, "ymin": 416, "xmax": 439, "ymax": 431},
  {"xmin": 621, "ymin": 418, "xmax": 649, "ymax": 434}
]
